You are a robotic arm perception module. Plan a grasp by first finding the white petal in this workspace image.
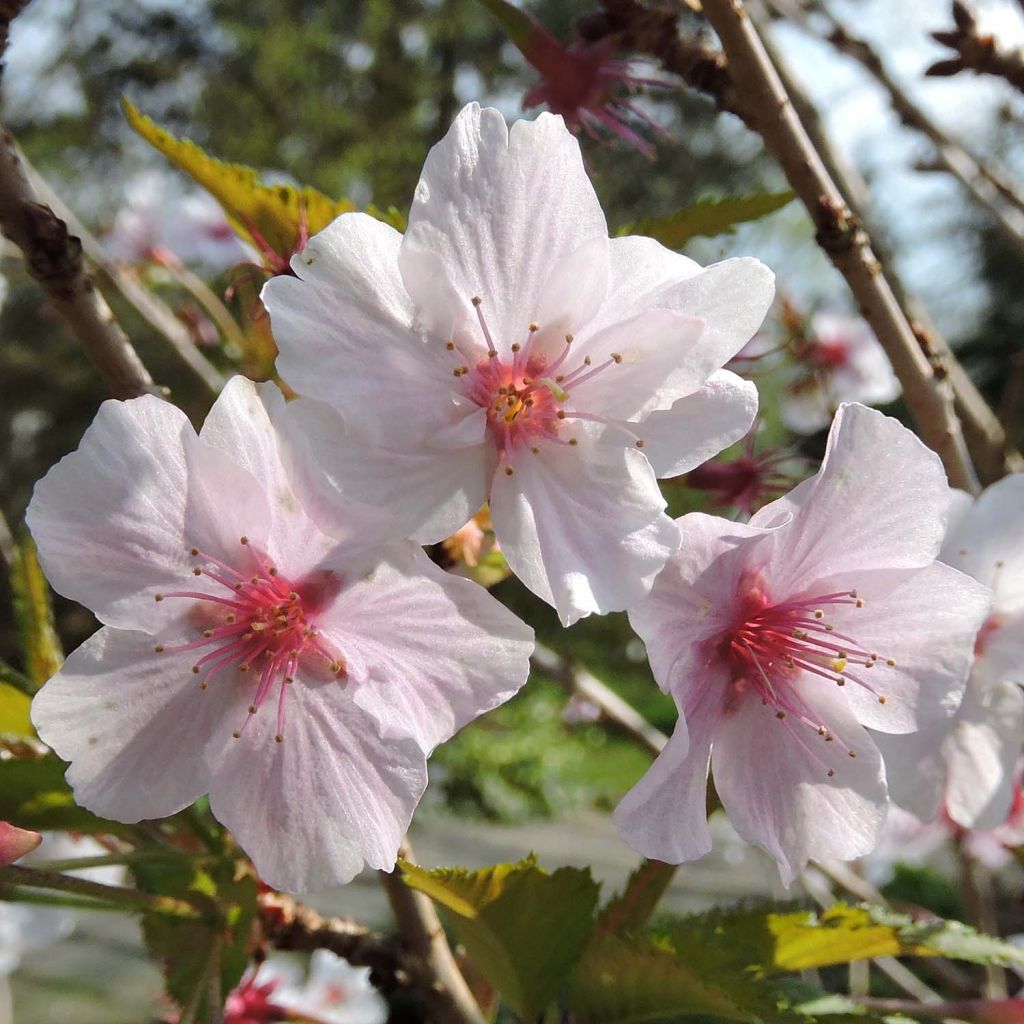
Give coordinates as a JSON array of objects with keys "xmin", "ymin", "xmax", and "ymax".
[
  {"xmin": 282, "ymin": 397, "xmax": 492, "ymax": 545},
  {"xmin": 638, "ymin": 371, "xmax": 759, "ymax": 479},
  {"xmin": 756, "ymin": 404, "xmax": 953, "ymax": 591},
  {"xmin": 30, "ymin": 627, "xmax": 241, "ymax": 822},
  {"xmin": 489, "ymin": 432, "xmax": 680, "ymax": 624},
  {"xmin": 628, "ymin": 512, "xmax": 778, "ymax": 694},
  {"xmin": 944, "ymin": 677, "xmax": 1024, "ymax": 829},
  {"xmin": 27, "ymin": 395, "xmax": 270, "ymax": 633},
  {"xmin": 712, "ymin": 681, "xmax": 887, "ymax": 885},
  {"xmin": 614, "ymin": 699, "xmax": 720, "ymax": 864},
  {"xmin": 318, "ymin": 544, "xmax": 533, "ymax": 753},
  {"xmin": 209, "ymin": 682, "xmax": 427, "ymax": 894},
  {"xmin": 399, "ymin": 104, "xmax": 608, "ymax": 350},
  {"xmin": 941, "ymin": 472, "xmax": 1024, "ymax": 613},
  {"xmin": 871, "ymin": 727, "xmax": 948, "ymax": 823},
  {"xmin": 264, "ymin": 213, "xmax": 455, "ymax": 448}
]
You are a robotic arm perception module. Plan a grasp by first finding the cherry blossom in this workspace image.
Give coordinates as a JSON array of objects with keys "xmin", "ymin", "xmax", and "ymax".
[
  {"xmin": 0, "ymin": 823, "xmax": 40, "ymax": 867},
  {"xmin": 876, "ymin": 473, "xmax": 1024, "ymax": 830},
  {"xmin": 781, "ymin": 311, "xmax": 900, "ymax": 434},
  {"xmin": 615, "ymin": 403, "xmax": 990, "ymax": 882},
  {"xmin": 263, "ymin": 103, "xmax": 773, "ymax": 624},
  {"xmin": 27, "ymin": 377, "xmax": 533, "ymax": 893}
]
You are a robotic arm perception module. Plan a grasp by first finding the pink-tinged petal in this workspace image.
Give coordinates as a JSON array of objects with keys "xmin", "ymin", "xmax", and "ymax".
[
  {"xmin": 282, "ymin": 398, "xmax": 493, "ymax": 545},
  {"xmin": 638, "ymin": 371, "xmax": 759, "ymax": 479},
  {"xmin": 399, "ymin": 104, "xmax": 608, "ymax": 351},
  {"xmin": 628, "ymin": 512, "xmax": 777, "ymax": 695},
  {"xmin": 803, "ymin": 563, "xmax": 990, "ymax": 734},
  {"xmin": 566, "ymin": 310, "xmax": 706, "ymax": 420},
  {"xmin": 318, "ymin": 544, "xmax": 533, "ymax": 754},
  {"xmin": 944, "ymin": 677, "xmax": 1024, "ymax": 830},
  {"xmin": 980, "ymin": 607, "xmax": 1024, "ymax": 685},
  {"xmin": 27, "ymin": 396, "xmax": 271, "ymax": 633},
  {"xmin": 264, "ymin": 213, "xmax": 455, "ymax": 448},
  {"xmin": 209, "ymin": 683, "xmax": 427, "ymax": 893},
  {"xmin": 489, "ymin": 431, "xmax": 680, "ymax": 624},
  {"xmin": 712, "ymin": 681, "xmax": 887, "ymax": 884},
  {"xmin": 614, "ymin": 690, "xmax": 723, "ymax": 864},
  {"xmin": 0, "ymin": 822, "xmax": 41, "ymax": 866},
  {"xmin": 942, "ymin": 473, "xmax": 1024, "ymax": 613},
  {"xmin": 756, "ymin": 404, "xmax": 953, "ymax": 591},
  {"xmin": 872, "ymin": 727, "xmax": 948, "ymax": 823},
  {"xmin": 30, "ymin": 627, "xmax": 240, "ymax": 822}
]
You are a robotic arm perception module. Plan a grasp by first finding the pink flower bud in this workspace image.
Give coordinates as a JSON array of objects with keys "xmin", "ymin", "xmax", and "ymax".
[{"xmin": 0, "ymin": 821, "xmax": 42, "ymax": 866}]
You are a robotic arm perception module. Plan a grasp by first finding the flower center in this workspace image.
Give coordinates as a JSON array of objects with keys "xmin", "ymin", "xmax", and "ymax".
[
  {"xmin": 720, "ymin": 574, "xmax": 894, "ymax": 776},
  {"xmin": 153, "ymin": 536, "xmax": 344, "ymax": 743},
  {"xmin": 450, "ymin": 296, "xmax": 643, "ymax": 470},
  {"xmin": 807, "ymin": 339, "xmax": 849, "ymax": 371}
]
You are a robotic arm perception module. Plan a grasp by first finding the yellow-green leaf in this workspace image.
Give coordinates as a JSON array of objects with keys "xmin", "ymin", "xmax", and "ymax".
[
  {"xmin": 10, "ymin": 534, "xmax": 62, "ymax": 686},
  {"xmin": 402, "ymin": 856, "xmax": 600, "ymax": 1021},
  {"xmin": 0, "ymin": 683, "xmax": 32, "ymax": 737},
  {"xmin": 122, "ymin": 97, "xmax": 356, "ymax": 262}
]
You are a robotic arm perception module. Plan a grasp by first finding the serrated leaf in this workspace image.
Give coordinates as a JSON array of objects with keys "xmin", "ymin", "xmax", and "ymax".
[
  {"xmin": 402, "ymin": 856, "xmax": 600, "ymax": 1020},
  {"xmin": 135, "ymin": 857, "xmax": 258, "ymax": 1023},
  {"xmin": 766, "ymin": 903, "xmax": 1024, "ymax": 974},
  {"xmin": 122, "ymin": 97, "xmax": 355, "ymax": 263},
  {"xmin": 0, "ymin": 757, "xmax": 128, "ymax": 836},
  {"xmin": 566, "ymin": 933, "xmax": 797, "ymax": 1024},
  {"xmin": 624, "ymin": 191, "xmax": 795, "ymax": 249},
  {"xmin": 10, "ymin": 533, "xmax": 62, "ymax": 686},
  {"xmin": 0, "ymin": 683, "xmax": 32, "ymax": 736}
]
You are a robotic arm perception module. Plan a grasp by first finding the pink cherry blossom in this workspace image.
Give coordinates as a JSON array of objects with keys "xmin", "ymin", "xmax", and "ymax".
[
  {"xmin": 263, "ymin": 103, "xmax": 773, "ymax": 625},
  {"xmin": 27, "ymin": 376, "xmax": 533, "ymax": 893},
  {"xmin": 781, "ymin": 311, "xmax": 901, "ymax": 434},
  {"xmin": 876, "ymin": 473, "xmax": 1024, "ymax": 830},
  {"xmin": 615, "ymin": 403, "xmax": 990, "ymax": 882},
  {"xmin": 0, "ymin": 823, "xmax": 40, "ymax": 867}
]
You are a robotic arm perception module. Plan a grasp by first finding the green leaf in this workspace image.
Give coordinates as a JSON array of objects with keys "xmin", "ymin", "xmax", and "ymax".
[
  {"xmin": 0, "ymin": 757, "xmax": 128, "ymax": 836},
  {"xmin": 476, "ymin": 0, "xmax": 540, "ymax": 50},
  {"xmin": 566, "ymin": 932, "xmax": 797, "ymax": 1024},
  {"xmin": 402, "ymin": 855, "xmax": 600, "ymax": 1020},
  {"xmin": 10, "ymin": 533, "xmax": 63, "ymax": 687},
  {"xmin": 0, "ymin": 683, "xmax": 32, "ymax": 737},
  {"xmin": 623, "ymin": 192, "xmax": 795, "ymax": 249},
  {"xmin": 122, "ymin": 97, "xmax": 356, "ymax": 263},
  {"xmin": 594, "ymin": 859, "xmax": 677, "ymax": 938},
  {"xmin": 765, "ymin": 903, "xmax": 1024, "ymax": 974},
  {"xmin": 135, "ymin": 857, "xmax": 258, "ymax": 1023}
]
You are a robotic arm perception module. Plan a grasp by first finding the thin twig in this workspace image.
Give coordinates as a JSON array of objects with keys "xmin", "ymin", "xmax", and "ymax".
[
  {"xmin": 928, "ymin": 0, "xmax": 1024, "ymax": 94},
  {"xmin": 0, "ymin": 126, "xmax": 160, "ymax": 400},
  {"xmin": 21, "ymin": 156, "xmax": 225, "ymax": 397},
  {"xmin": 679, "ymin": 0, "xmax": 980, "ymax": 493},
  {"xmin": 380, "ymin": 839, "xmax": 488, "ymax": 1024},
  {"xmin": 532, "ymin": 642, "xmax": 667, "ymax": 755}
]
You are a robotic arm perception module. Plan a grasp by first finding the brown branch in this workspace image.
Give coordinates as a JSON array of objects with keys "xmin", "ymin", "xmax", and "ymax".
[
  {"xmin": 531, "ymin": 642, "xmax": 667, "ymax": 755},
  {"xmin": 592, "ymin": 0, "xmax": 982, "ymax": 493},
  {"xmin": 257, "ymin": 891, "xmax": 412, "ymax": 994},
  {"xmin": 928, "ymin": 0, "xmax": 1024, "ymax": 94},
  {"xmin": 379, "ymin": 839, "xmax": 487, "ymax": 1024},
  {"xmin": 0, "ymin": 125, "xmax": 160, "ymax": 399}
]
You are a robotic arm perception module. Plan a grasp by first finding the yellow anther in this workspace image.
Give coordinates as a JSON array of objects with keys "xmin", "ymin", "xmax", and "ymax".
[
  {"xmin": 565, "ymin": 333, "xmax": 574, "ymax": 343},
  {"xmin": 511, "ymin": 342, "xmax": 521, "ymax": 353},
  {"xmin": 878, "ymin": 695, "xmax": 888, "ymax": 704},
  {"xmin": 446, "ymin": 341, "xmax": 455, "ymax": 351},
  {"xmin": 528, "ymin": 322, "xmax": 539, "ymax": 332},
  {"xmin": 192, "ymin": 567, "xmax": 202, "ymax": 576},
  {"xmin": 611, "ymin": 352, "xmax": 623, "ymax": 363},
  {"xmin": 232, "ymin": 730, "xmax": 241, "ymax": 739},
  {"xmin": 814, "ymin": 609, "xmax": 824, "ymax": 619},
  {"xmin": 855, "ymin": 598, "xmax": 865, "ymax": 608},
  {"xmin": 471, "ymin": 295, "xmax": 482, "ymax": 306},
  {"xmin": 505, "ymin": 465, "xmax": 515, "ymax": 476},
  {"xmin": 568, "ymin": 438, "xmax": 578, "ymax": 446},
  {"xmin": 886, "ymin": 658, "xmax": 896, "ymax": 667},
  {"xmin": 154, "ymin": 645, "xmax": 165, "ymax": 653},
  {"xmin": 240, "ymin": 536, "xmax": 249, "ymax": 545},
  {"xmin": 202, "ymin": 629, "xmax": 214, "ymax": 638},
  {"xmin": 831, "ymin": 657, "xmax": 848, "ymax": 672},
  {"xmin": 275, "ymin": 734, "xmax": 284, "ymax": 743},
  {"xmin": 635, "ymin": 439, "xmax": 645, "ymax": 448},
  {"xmin": 154, "ymin": 593, "xmax": 164, "ymax": 602}
]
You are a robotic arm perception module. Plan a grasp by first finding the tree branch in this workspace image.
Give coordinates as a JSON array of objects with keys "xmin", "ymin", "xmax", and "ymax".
[
  {"xmin": 928, "ymin": 0, "xmax": 1024, "ymax": 94},
  {"xmin": 0, "ymin": 125, "xmax": 160, "ymax": 400},
  {"xmin": 380, "ymin": 839, "xmax": 487, "ymax": 1024},
  {"xmin": 594, "ymin": 0, "xmax": 982, "ymax": 492}
]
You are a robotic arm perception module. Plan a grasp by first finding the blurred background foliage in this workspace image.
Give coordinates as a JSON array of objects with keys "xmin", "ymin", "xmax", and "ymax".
[{"xmin": 1, "ymin": 0, "xmax": 1023, "ymax": 828}]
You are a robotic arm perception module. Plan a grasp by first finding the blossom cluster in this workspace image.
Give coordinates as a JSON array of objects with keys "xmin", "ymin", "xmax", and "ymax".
[{"xmin": 24, "ymin": 103, "xmax": 1023, "ymax": 900}]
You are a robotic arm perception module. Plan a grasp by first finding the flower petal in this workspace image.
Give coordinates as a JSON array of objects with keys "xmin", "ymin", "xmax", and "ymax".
[
  {"xmin": 871, "ymin": 727, "xmax": 948, "ymax": 823},
  {"xmin": 319, "ymin": 544, "xmax": 533, "ymax": 753},
  {"xmin": 265, "ymin": 213, "xmax": 455, "ymax": 448},
  {"xmin": 755, "ymin": 404, "xmax": 953, "ymax": 591},
  {"xmin": 209, "ymin": 681, "xmax": 427, "ymax": 893},
  {"xmin": 489, "ymin": 430, "xmax": 680, "ymax": 624},
  {"xmin": 399, "ymin": 104, "xmax": 608, "ymax": 351},
  {"xmin": 0, "ymin": 823, "xmax": 41, "ymax": 867},
  {"xmin": 27, "ymin": 395, "xmax": 270, "ymax": 633},
  {"xmin": 712, "ymin": 681, "xmax": 887, "ymax": 884},
  {"xmin": 637, "ymin": 371, "xmax": 759, "ymax": 479},
  {"xmin": 30, "ymin": 627, "xmax": 241, "ymax": 822},
  {"xmin": 282, "ymin": 397, "xmax": 493, "ymax": 545},
  {"xmin": 944, "ymin": 677, "xmax": 1024, "ymax": 830}
]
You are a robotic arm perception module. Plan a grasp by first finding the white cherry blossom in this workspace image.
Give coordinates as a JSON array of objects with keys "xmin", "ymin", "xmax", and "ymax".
[
  {"xmin": 263, "ymin": 103, "xmax": 774, "ymax": 624},
  {"xmin": 28, "ymin": 377, "xmax": 533, "ymax": 893}
]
